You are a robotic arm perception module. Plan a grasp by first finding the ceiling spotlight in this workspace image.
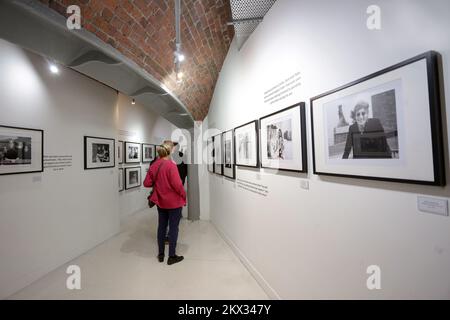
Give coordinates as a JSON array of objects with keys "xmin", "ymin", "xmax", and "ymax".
[
  {"xmin": 176, "ymin": 72, "xmax": 183, "ymax": 83},
  {"xmin": 49, "ymin": 64, "xmax": 59, "ymax": 74},
  {"xmin": 131, "ymin": 99, "xmax": 136, "ymax": 105},
  {"xmin": 177, "ymin": 53, "xmax": 185, "ymax": 62}
]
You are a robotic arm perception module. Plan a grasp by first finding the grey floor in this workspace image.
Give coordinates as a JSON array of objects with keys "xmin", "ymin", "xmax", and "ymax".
[{"xmin": 9, "ymin": 209, "xmax": 269, "ymax": 300}]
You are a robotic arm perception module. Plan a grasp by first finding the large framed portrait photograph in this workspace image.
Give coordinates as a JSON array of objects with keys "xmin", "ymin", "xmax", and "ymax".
[
  {"xmin": 311, "ymin": 51, "xmax": 445, "ymax": 185},
  {"xmin": 125, "ymin": 166, "xmax": 141, "ymax": 190},
  {"xmin": 213, "ymin": 134, "xmax": 223, "ymax": 175},
  {"xmin": 84, "ymin": 136, "xmax": 115, "ymax": 170},
  {"xmin": 222, "ymin": 130, "xmax": 235, "ymax": 179},
  {"xmin": 142, "ymin": 143, "xmax": 155, "ymax": 163},
  {"xmin": 118, "ymin": 140, "xmax": 123, "ymax": 164},
  {"xmin": 119, "ymin": 168, "xmax": 124, "ymax": 192},
  {"xmin": 234, "ymin": 120, "xmax": 259, "ymax": 168},
  {"xmin": 0, "ymin": 125, "xmax": 43, "ymax": 175},
  {"xmin": 260, "ymin": 102, "xmax": 307, "ymax": 172},
  {"xmin": 207, "ymin": 137, "xmax": 214, "ymax": 173},
  {"xmin": 124, "ymin": 141, "xmax": 141, "ymax": 164}
]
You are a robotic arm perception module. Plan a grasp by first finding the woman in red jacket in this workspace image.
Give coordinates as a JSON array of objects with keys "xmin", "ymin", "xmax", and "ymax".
[{"xmin": 143, "ymin": 141, "xmax": 186, "ymax": 265}]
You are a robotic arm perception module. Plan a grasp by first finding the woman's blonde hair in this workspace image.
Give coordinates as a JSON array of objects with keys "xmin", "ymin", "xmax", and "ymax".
[{"xmin": 157, "ymin": 143, "xmax": 172, "ymax": 158}]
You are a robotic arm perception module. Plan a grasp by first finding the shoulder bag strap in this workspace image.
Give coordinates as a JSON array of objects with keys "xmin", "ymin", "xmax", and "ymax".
[{"xmin": 152, "ymin": 160, "xmax": 165, "ymax": 187}]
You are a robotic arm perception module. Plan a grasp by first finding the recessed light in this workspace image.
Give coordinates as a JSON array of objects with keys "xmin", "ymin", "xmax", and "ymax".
[{"xmin": 49, "ymin": 64, "xmax": 59, "ymax": 74}]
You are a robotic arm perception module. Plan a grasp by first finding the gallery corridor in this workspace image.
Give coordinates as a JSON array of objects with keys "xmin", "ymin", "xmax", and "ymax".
[{"xmin": 9, "ymin": 209, "xmax": 268, "ymax": 300}]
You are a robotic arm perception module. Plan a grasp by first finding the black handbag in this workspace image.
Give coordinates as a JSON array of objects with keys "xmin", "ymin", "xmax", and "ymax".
[{"xmin": 148, "ymin": 161, "xmax": 165, "ymax": 208}]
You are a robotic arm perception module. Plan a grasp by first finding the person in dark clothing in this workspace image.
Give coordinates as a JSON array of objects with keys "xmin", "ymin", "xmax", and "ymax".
[
  {"xmin": 177, "ymin": 150, "xmax": 188, "ymax": 186},
  {"xmin": 342, "ymin": 101, "xmax": 392, "ymax": 159}
]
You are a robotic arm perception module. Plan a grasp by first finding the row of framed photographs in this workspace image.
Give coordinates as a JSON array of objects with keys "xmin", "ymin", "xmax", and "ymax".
[
  {"xmin": 207, "ymin": 102, "xmax": 307, "ymax": 180},
  {"xmin": 118, "ymin": 167, "xmax": 142, "ymax": 191},
  {"xmin": 208, "ymin": 51, "xmax": 445, "ymax": 186},
  {"xmin": 85, "ymin": 138, "xmax": 157, "ymax": 169},
  {"xmin": 0, "ymin": 126, "xmax": 158, "ymax": 175}
]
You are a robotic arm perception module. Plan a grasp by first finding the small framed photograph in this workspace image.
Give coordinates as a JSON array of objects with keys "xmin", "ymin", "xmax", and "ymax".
[
  {"xmin": 234, "ymin": 120, "xmax": 259, "ymax": 168},
  {"xmin": 207, "ymin": 137, "xmax": 214, "ymax": 173},
  {"xmin": 0, "ymin": 125, "xmax": 43, "ymax": 175},
  {"xmin": 260, "ymin": 102, "xmax": 307, "ymax": 172},
  {"xmin": 311, "ymin": 51, "xmax": 445, "ymax": 185},
  {"xmin": 84, "ymin": 136, "xmax": 115, "ymax": 170},
  {"xmin": 142, "ymin": 143, "xmax": 156, "ymax": 163},
  {"xmin": 222, "ymin": 130, "xmax": 235, "ymax": 179},
  {"xmin": 214, "ymin": 134, "xmax": 223, "ymax": 175},
  {"xmin": 118, "ymin": 140, "xmax": 124, "ymax": 164},
  {"xmin": 119, "ymin": 168, "xmax": 124, "ymax": 192},
  {"xmin": 125, "ymin": 166, "xmax": 141, "ymax": 190},
  {"xmin": 125, "ymin": 141, "xmax": 141, "ymax": 164}
]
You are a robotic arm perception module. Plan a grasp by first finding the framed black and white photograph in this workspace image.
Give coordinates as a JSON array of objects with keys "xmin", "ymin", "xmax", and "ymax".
[
  {"xmin": 125, "ymin": 166, "xmax": 141, "ymax": 190},
  {"xmin": 119, "ymin": 168, "xmax": 124, "ymax": 192},
  {"xmin": 124, "ymin": 141, "xmax": 141, "ymax": 164},
  {"xmin": 260, "ymin": 102, "xmax": 307, "ymax": 172},
  {"xmin": 311, "ymin": 51, "xmax": 445, "ymax": 185},
  {"xmin": 142, "ymin": 143, "xmax": 155, "ymax": 163},
  {"xmin": 222, "ymin": 130, "xmax": 235, "ymax": 179},
  {"xmin": 84, "ymin": 136, "xmax": 115, "ymax": 170},
  {"xmin": 207, "ymin": 137, "xmax": 214, "ymax": 173},
  {"xmin": 0, "ymin": 125, "xmax": 43, "ymax": 175},
  {"xmin": 234, "ymin": 120, "xmax": 259, "ymax": 168},
  {"xmin": 214, "ymin": 134, "xmax": 223, "ymax": 175},
  {"xmin": 118, "ymin": 140, "xmax": 123, "ymax": 164}
]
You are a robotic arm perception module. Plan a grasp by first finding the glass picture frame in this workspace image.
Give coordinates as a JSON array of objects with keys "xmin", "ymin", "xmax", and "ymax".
[
  {"xmin": 0, "ymin": 125, "xmax": 44, "ymax": 175},
  {"xmin": 125, "ymin": 166, "xmax": 141, "ymax": 190},
  {"xmin": 84, "ymin": 136, "xmax": 115, "ymax": 170},
  {"xmin": 222, "ymin": 129, "xmax": 236, "ymax": 179},
  {"xmin": 259, "ymin": 102, "xmax": 307, "ymax": 172},
  {"xmin": 119, "ymin": 168, "xmax": 124, "ymax": 192},
  {"xmin": 124, "ymin": 141, "xmax": 141, "ymax": 164},
  {"xmin": 310, "ymin": 51, "xmax": 445, "ymax": 185},
  {"xmin": 118, "ymin": 140, "xmax": 123, "ymax": 164},
  {"xmin": 142, "ymin": 143, "xmax": 155, "ymax": 163},
  {"xmin": 234, "ymin": 120, "xmax": 259, "ymax": 168},
  {"xmin": 207, "ymin": 137, "xmax": 214, "ymax": 173},
  {"xmin": 214, "ymin": 133, "xmax": 223, "ymax": 175}
]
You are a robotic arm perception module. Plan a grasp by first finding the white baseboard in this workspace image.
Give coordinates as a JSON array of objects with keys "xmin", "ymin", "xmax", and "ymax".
[{"xmin": 212, "ymin": 222, "xmax": 281, "ymax": 300}]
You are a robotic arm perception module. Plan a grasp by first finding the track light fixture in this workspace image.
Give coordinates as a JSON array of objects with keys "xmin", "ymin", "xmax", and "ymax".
[{"xmin": 49, "ymin": 63, "xmax": 59, "ymax": 74}]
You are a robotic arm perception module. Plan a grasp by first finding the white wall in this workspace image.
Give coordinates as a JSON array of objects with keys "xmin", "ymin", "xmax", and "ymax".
[
  {"xmin": 0, "ymin": 39, "xmax": 119, "ymax": 299},
  {"xmin": 116, "ymin": 93, "xmax": 177, "ymax": 221},
  {"xmin": 0, "ymin": 39, "xmax": 178, "ymax": 299},
  {"xmin": 207, "ymin": 0, "xmax": 450, "ymax": 299},
  {"xmin": 199, "ymin": 117, "xmax": 210, "ymax": 221}
]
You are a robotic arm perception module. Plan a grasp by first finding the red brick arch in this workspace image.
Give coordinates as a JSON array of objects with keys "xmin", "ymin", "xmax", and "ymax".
[{"xmin": 40, "ymin": 0, "xmax": 234, "ymax": 120}]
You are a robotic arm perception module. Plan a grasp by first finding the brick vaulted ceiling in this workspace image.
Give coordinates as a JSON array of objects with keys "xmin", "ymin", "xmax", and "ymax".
[{"xmin": 39, "ymin": 0, "xmax": 234, "ymax": 121}]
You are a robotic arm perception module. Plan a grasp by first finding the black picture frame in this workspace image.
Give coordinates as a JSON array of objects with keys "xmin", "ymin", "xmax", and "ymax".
[
  {"xmin": 310, "ymin": 51, "xmax": 445, "ymax": 186},
  {"xmin": 259, "ymin": 102, "xmax": 308, "ymax": 173},
  {"xmin": 234, "ymin": 120, "xmax": 260, "ymax": 168},
  {"xmin": 214, "ymin": 133, "xmax": 223, "ymax": 175},
  {"xmin": 118, "ymin": 140, "xmax": 124, "ymax": 164},
  {"xmin": 124, "ymin": 166, "xmax": 141, "ymax": 190},
  {"xmin": 207, "ymin": 137, "xmax": 214, "ymax": 173},
  {"xmin": 119, "ymin": 168, "xmax": 124, "ymax": 192},
  {"xmin": 84, "ymin": 136, "xmax": 115, "ymax": 170},
  {"xmin": 0, "ymin": 125, "xmax": 44, "ymax": 176},
  {"xmin": 142, "ymin": 143, "xmax": 156, "ymax": 163},
  {"xmin": 222, "ymin": 129, "xmax": 236, "ymax": 179},
  {"xmin": 124, "ymin": 141, "xmax": 141, "ymax": 164}
]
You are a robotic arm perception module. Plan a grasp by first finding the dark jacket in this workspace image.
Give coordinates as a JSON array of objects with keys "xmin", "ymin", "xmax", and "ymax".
[{"xmin": 342, "ymin": 118, "xmax": 392, "ymax": 159}]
